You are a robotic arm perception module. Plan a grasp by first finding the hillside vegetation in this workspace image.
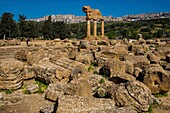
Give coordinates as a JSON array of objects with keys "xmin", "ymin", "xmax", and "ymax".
[{"xmin": 0, "ymin": 12, "xmax": 170, "ymax": 40}]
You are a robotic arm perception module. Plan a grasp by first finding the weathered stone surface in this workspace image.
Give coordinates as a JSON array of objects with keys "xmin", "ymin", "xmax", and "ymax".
[
  {"xmin": 0, "ymin": 40, "xmax": 5, "ymax": 46},
  {"xmin": 165, "ymin": 63, "xmax": 170, "ymax": 71},
  {"xmin": 45, "ymin": 76, "xmax": 91, "ymax": 101},
  {"xmin": 68, "ymin": 49, "xmax": 77, "ymax": 60},
  {"xmin": 99, "ymin": 59, "xmax": 135, "ymax": 83},
  {"xmin": 133, "ymin": 67, "xmax": 142, "ymax": 77},
  {"xmin": 65, "ymin": 77, "xmax": 92, "ymax": 97},
  {"xmin": 95, "ymin": 50, "xmax": 119, "ymax": 66},
  {"xmin": 57, "ymin": 95, "xmax": 116, "ymax": 113},
  {"xmin": 166, "ymin": 54, "xmax": 170, "ymax": 63},
  {"xmin": 95, "ymin": 81, "xmax": 115, "ymax": 98},
  {"xmin": 99, "ymin": 59, "xmax": 126, "ymax": 77},
  {"xmin": 124, "ymin": 55, "xmax": 150, "ymax": 68},
  {"xmin": 153, "ymin": 50, "xmax": 166, "ymax": 60},
  {"xmin": 45, "ymin": 83, "xmax": 66, "ymax": 101},
  {"xmin": 141, "ymin": 64, "xmax": 170, "ymax": 94},
  {"xmin": 14, "ymin": 49, "xmax": 28, "ymax": 61},
  {"xmin": 98, "ymin": 45, "xmax": 110, "ymax": 51},
  {"xmin": 0, "ymin": 92, "xmax": 3, "ymax": 99},
  {"xmin": 23, "ymin": 65, "xmax": 35, "ymax": 79},
  {"xmin": 88, "ymin": 74, "xmax": 105, "ymax": 93},
  {"xmin": 129, "ymin": 44, "xmax": 148, "ymax": 55},
  {"xmin": 0, "ymin": 58, "xmax": 24, "ymax": 89},
  {"xmin": 124, "ymin": 60, "xmax": 134, "ymax": 74},
  {"xmin": 112, "ymin": 43, "xmax": 128, "ymax": 60},
  {"xmin": 33, "ymin": 60, "xmax": 57, "ymax": 83},
  {"xmin": 97, "ymin": 40, "xmax": 110, "ymax": 46},
  {"xmin": 50, "ymin": 57, "xmax": 86, "ymax": 80},
  {"xmin": 109, "ymin": 81, "xmax": 153, "ymax": 112},
  {"xmin": 26, "ymin": 84, "xmax": 39, "ymax": 94},
  {"xmin": 27, "ymin": 49, "xmax": 46, "ymax": 65},
  {"xmin": 147, "ymin": 52, "xmax": 159, "ymax": 64},
  {"xmin": 138, "ymin": 37, "xmax": 146, "ymax": 44},
  {"xmin": 79, "ymin": 40, "xmax": 90, "ymax": 49},
  {"xmin": 110, "ymin": 40, "xmax": 117, "ymax": 46},
  {"xmin": 75, "ymin": 52, "xmax": 94, "ymax": 65},
  {"xmin": 33, "ymin": 56, "xmax": 86, "ymax": 83},
  {"xmin": 0, "ymin": 39, "xmax": 21, "ymax": 46}
]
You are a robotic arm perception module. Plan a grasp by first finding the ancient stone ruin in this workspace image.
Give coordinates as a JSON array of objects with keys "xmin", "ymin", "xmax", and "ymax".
[
  {"xmin": 0, "ymin": 7, "xmax": 170, "ymax": 113},
  {"xmin": 1, "ymin": 37, "xmax": 170, "ymax": 113},
  {"xmin": 83, "ymin": 6, "xmax": 106, "ymax": 39}
]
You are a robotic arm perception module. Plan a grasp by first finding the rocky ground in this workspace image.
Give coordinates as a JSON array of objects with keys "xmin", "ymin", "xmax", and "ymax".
[{"xmin": 0, "ymin": 38, "xmax": 170, "ymax": 113}]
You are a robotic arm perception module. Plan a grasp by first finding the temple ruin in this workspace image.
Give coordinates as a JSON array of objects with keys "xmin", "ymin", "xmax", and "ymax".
[{"xmin": 82, "ymin": 6, "xmax": 106, "ymax": 39}]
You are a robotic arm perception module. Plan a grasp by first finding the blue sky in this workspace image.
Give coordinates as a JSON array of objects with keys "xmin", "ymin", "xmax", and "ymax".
[{"xmin": 0, "ymin": 0, "xmax": 170, "ymax": 20}]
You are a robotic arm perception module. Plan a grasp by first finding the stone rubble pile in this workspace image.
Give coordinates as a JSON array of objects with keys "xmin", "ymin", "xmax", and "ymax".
[{"xmin": 1, "ymin": 38, "xmax": 170, "ymax": 112}]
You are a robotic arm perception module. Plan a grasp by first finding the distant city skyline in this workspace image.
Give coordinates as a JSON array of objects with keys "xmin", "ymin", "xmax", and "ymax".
[{"xmin": 0, "ymin": 0, "xmax": 170, "ymax": 20}]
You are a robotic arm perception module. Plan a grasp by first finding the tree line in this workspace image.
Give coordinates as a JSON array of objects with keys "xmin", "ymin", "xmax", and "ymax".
[
  {"xmin": 0, "ymin": 12, "xmax": 170, "ymax": 40},
  {"xmin": 0, "ymin": 12, "xmax": 86, "ymax": 40}
]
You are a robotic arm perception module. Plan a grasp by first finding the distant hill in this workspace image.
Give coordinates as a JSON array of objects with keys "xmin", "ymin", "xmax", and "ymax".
[{"xmin": 28, "ymin": 12, "xmax": 170, "ymax": 23}]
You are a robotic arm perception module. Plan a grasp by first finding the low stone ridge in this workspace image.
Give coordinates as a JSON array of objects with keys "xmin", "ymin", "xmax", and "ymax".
[
  {"xmin": 0, "ymin": 39, "xmax": 21, "ymax": 47},
  {"xmin": 41, "ymin": 95, "xmax": 137, "ymax": 113}
]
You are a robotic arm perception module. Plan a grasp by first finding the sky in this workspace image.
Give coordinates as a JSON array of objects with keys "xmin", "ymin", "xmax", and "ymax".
[{"xmin": 0, "ymin": 0, "xmax": 170, "ymax": 20}]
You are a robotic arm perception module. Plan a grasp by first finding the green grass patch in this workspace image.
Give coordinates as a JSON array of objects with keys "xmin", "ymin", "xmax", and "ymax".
[
  {"xmin": 88, "ymin": 64, "xmax": 95, "ymax": 72},
  {"xmin": 0, "ymin": 89, "xmax": 16, "ymax": 94},
  {"xmin": 99, "ymin": 78, "xmax": 105, "ymax": 84},
  {"xmin": 153, "ymin": 92, "xmax": 168, "ymax": 98},
  {"xmin": 21, "ymin": 85, "xmax": 31, "ymax": 94},
  {"xmin": 22, "ymin": 80, "xmax": 48, "ymax": 94},
  {"xmin": 34, "ymin": 80, "xmax": 48, "ymax": 94},
  {"xmin": 148, "ymin": 104, "xmax": 154, "ymax": 113}
]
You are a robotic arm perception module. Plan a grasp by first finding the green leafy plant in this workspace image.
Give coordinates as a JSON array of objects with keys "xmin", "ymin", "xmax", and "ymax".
[
  {"xmin": 88, "ymin": 64, "xmax": 94, "ymax": 72},
  {"xmin": 0, "ymin": 89, "xmax": 15, "ymax": 94},
  {"xmin": 34, "ymin": 80, "xmax": 48, "ymax": 94},
  {"xmin": 5, "ymin": 89, "xmax": 15, "ymax": 94},
  {"xmin": 22, "ymin": 85, "xmax": 31, "ymax": 94}
]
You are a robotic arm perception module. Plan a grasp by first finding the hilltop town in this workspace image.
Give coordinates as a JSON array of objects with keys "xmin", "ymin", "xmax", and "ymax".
[{"xmin": 28, "ymin": 12, "xmax": 170, "ymax": 23}]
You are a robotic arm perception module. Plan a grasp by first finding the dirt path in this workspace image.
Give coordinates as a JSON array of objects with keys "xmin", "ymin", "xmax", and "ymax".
[{"xmin": 0, "ymin": 92, "xmax": 52, "ymax": 113}]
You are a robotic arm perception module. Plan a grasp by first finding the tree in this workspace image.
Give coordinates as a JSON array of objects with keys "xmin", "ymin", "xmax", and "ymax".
[
  {"xmin": 42, "ymin": 16, "xmax": 53, "ymax": 39},
  {"xmin": 24, "ymin": 21, "xmax": 39, "ymax": 39},
  {"xmin": 53, "ymin": 21, "xmax": 68, "ymax": 39},
  {"xmin": 0, "ymin": 12, "xmax": 19, "ymax": 39},
  {"xmin": 18, "ymin": 14, "xmax": 27, "ymax": 39}
]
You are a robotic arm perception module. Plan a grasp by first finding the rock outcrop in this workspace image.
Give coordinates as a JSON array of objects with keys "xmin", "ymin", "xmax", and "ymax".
[
  {"xmin": 109, "ymin": 81, "xmax": 153, "ymax": 112},
  {"xmin": 140, "ymin": 64, "xmax": 170, "ymax": 94}
]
